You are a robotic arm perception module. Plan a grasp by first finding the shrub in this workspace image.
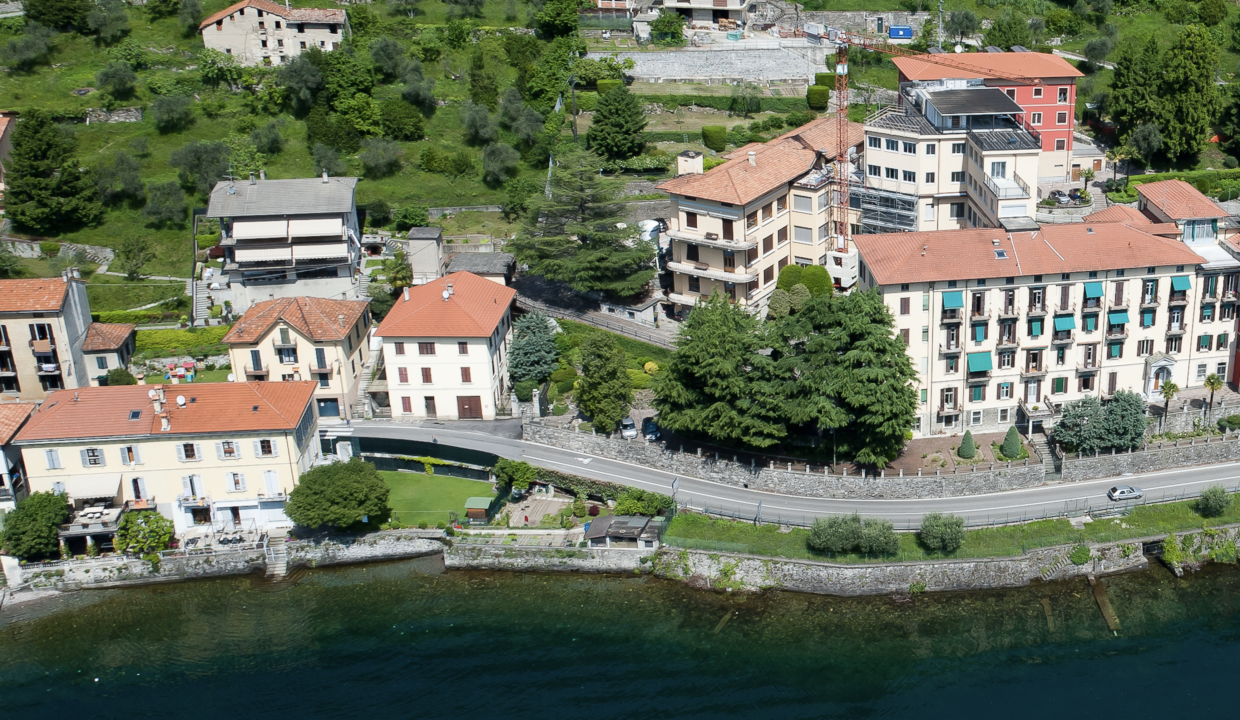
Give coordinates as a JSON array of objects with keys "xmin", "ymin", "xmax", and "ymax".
[
  {"xmin": 135, "ymin": 326, "xmax": 230, "ymax": 352},
  {"xmin": 807, "ymin": 514, "xmax": 863, "ymax": 553},
  {"xmin": 556, "ymin": 378, "xmax": 575, "ymax": 394},
  {"xmin": 550, "ymin": 367, "xmax": 579, "ymax": 383},
  {"xmin": 514, "ymin": 379, "xmax": 538, "ymax": 402},
  {"xmin": 614, "ymin": 488, "xmax": 672, "ymax": 516},
  {"xmin": 104, "ymin": 367, "xmax": 137, "ymax": 386},
  {"xmin": 114, "ymin": 511, "xmax": 174, "ymax": 555},
  {"xmin": 814, "ymin": 72, "xmax": 833, "ymax": 87},
  {"xmin": 1198, "ymin": 485, "xmax": 1231, "ymax": 517},
  {"xmin": 909, "ymin": 581, "xmax": 927, "ymax": 594},
  {"xmin": 1, "ymin": 491, "xmax": 70, "ymax": 560},
  {"xmin": 858, "ymin": 519, "xmax": 899, "ymax": 555},
  {"xmin": 151, "ymin": 94, "xmax": 194, "ymax": 133},
  {"xmin": 626, "ymin": 368, "xmax": 652, "ymax": 389},
  {"xmin": 572, "ymin": 495, "xmax": 587, "ymax": 517},
  {"xmin": 806, "ymin": 85, "xmax": 830, "ymax": 111},
  {"xmin": 494, "ymin": 458, "xmax": 538, "ymax": 490},
  {"xmin": 393, "ymin": 205, "xmax": 429, "ymax": 231},
  {"xmin": 1226, "ymin": 156, "xmax": 1239, "ymax": 170},
  {"xmin": 702, "ymin": 125, "xmax": 726, "ymax": 152},
  {"xmin": 597, "ymin": 79, "xmax": 622, "ymax": 95},
  {"xmin": 776, "ymin": 264, "xmax": 803, "ymax": 291},
  {"xmin": 575, "ymin": 91, "xmax": 599, "ymax": 112},
  {"xmin": 918, "ymin": 512, "xmax": 965, "ymax": 552},
  {"xmin": 643, "ymin": 361, "xmax": 658, "ymax": 375},
  {"xmin": 1068, "ymin": 544, "xmax": 1091, "ymax": 565},
  {"xmin": 1000, "ymin": 426, "xmax": 1022, "ymax": 459},
  {"xmin": 958, "ymin": 430, "xmax": 976, "ymax": 459},
  {"xmin": 800, "ymin": 265, "xmax": 831, "ymax": 296},
  {"xmin": 1220, "ymin": 414, "xmax": 1240, "ymax": 431},
  {"xmin": 359, "ymin": 137, "xmax": 404, "ymax": 178},
  {"xmin": 40, "ymin": 241, "xmax": 60, "ymax": 258}
]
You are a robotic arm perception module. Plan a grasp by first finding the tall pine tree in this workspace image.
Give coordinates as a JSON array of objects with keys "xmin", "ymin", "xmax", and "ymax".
[
  {"xmin": 586, "ymin": 84, "xmax": 647, "ymax": 160},
  {"xmin": 1157, "ymin": 24, "xmax": 1222, "ymax": 160},
  {"xmin": 511, "ymin": 145, "xmax": 655, "ymax": 297},
  {"xmin": 653, "ymin": 293, "xmax": 788, "ymax": 448},
  {"xmin": 576, "ymin": 333, "xmax": 632, "ymax": 432},
  {"xmin": 6, "ymin": 109, "xmax": 102, "ymax": 233},
  {"xmin": 1109, "ymin": 35, "xmax": 1163, "ymax": 143},
  {"xmin": 508, "ymin": 311, "xmax": 559, "ymax": 384}
]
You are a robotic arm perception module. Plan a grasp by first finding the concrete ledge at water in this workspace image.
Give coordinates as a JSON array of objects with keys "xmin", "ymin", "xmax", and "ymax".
[
  {"xmin": 444, "ymin": 545, "xmax": 644, "ymax": 574},
  {"xmin": 287, "ymin": 530, "xmax": 445, "ymax": 569},
  {"xmin": 10, "ymin": 549, "xmax": 266, "ymax": 590}
]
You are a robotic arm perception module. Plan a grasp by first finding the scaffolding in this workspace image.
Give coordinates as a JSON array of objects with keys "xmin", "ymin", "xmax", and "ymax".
[{"xmin": 851, "ymin": 184, "xmax": 919, "ymax": 235}]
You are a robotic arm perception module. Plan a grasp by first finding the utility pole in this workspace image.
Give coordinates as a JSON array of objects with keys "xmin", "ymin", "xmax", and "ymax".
[
  {"xmin": 937, "ymin": 0, "xmax": 944, "ymax": 50},
  {"xmin": 568, "ymin": 74, "xmax": 580, "ymax": 143}
]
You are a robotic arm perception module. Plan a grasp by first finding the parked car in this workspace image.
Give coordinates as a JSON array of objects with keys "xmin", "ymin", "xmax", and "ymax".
[
  {"xmin": 642, "ymin": 417, "xmax": 661, "ymax": 441},
  {"xmin": 1107, "ymin": 485, "xmax": 1144, "ymax": 501},
  {"xmin": 1050, "ymin": 189, "xmax": 1070, "ymax": 205},
  {"xmin": 620, "ymin": 417, "xmax": 639, "ymax": 439}
]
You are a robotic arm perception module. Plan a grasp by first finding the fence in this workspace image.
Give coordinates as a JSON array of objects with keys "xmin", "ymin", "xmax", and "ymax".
[{"xmin": 515, "ymin": 296, "xmax": 674, "ymax": 349}]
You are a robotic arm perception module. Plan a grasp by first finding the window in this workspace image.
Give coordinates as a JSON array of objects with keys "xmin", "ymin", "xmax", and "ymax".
[
  {"xmin": 898, "ymin": 142, "xmax": 913, "ymax": 154},
  {"xmin": 1000, "ymin": 351, "xmax": 1015, "ymax": 369},
  {"xmin": 45, "ymin": 449, "xmax": 61, "ymax": 470},
  {"xmin": 689, "ymin": 277, "xmax": 700, "ymax": 293},
  {"xmin": 793, "ymin": 226, "xmax": 812, "ymax": 244},
  {"xmin": 999, "ymin": 383, "xmax": 1012, "ymax": 400},
  {"xmin": 258, "ymin": 439, "xmax": 275, "ymax": 457},
  {"xmin": 1055, "ymin": 139, "xmax": 1066, "ymax": 151},
  {"xmin": 258, "ymin": 21, "xmax": 265, "ymax": 28},
  {"xmin": 178, "ymin": 443, "xmax": 201, "ymax": 462},
  {"xmin": 923, "ymin": 293, "xmax": 930, "ymax": 310},
  {"xmin": 685, "ymin": 244, "xmax": 699, "ymax": 262},
  {"xmin": 219, "ymin": 441, "xmax": 239, "ymax": 459},
  {"xmin": 971, "ymin": 385, "xmax": 985, "ymax": 403},
  {"xmin": 228, "ymin": 473, "xmax": 247, "ymax": 492},
  {"xmin": 1080, "ymin": 375, "xmax": 1095, "ymax": 391},
  {"xmin": 777, "ymin": 196, "xmax": 788, "ymax": 213},
  {"xmin": 925, "ymin": 144, "xmax": 936, "ymax": 155},
  {"xmin": 793, "ymin": 195, "xmax": 812, "ymax": 212},
  {"xmin": 868, "ymin": 136, "xmax": 881, "ymax": 149},
  {"xmin": 685, "ymin": 212, "xmax": 698, "ymax": 229},
  {"xmin": 946, "ymin": 356, "xmax": 958, "ymax": 373},
  {"xmin": 950, "ymin": 203, "xmax": 965, "ymax": 219},
  {"xmin": 762, "ymin": 203, "xmax": 773, "ymax": 221},
  {"xmin": 1219, "ymin": 333, "xmax": 1230, "ymax": 350},
  {"xmin": 900, "ymin": 298, "xmax": 910, "ymax": 315},
  {"xmin": 1198, "ymin": 363, "xmax": 1208, "ymax": 380},
  {"xmin": 1058, "ymin": 87, "xmax": 1069, "ymax": 103},
  {"xmin": 924, "ymin": 203, "xmax": 935, "ymax": 221},
  {"xmin": 885, "ymin": 167, "xmax": 898, "ymax": 180},
  {"xmin": 461, "ymin": 367, "xmax": 472, "ymax": 383},
  {"xmin": 886, "ymin": 138, "xmax": 899, "ymax": 151},
  {"xmin": 951, "ymin": 171, "xmax": 965, "ymax": 183},
  {"xmin": 1202, "ymin": 304, "xmax": 1215, "ymax": 322},
  {"xmin": 922, "ymin": 326, "xmax": 929, "ymax": 342},
  {"xmin": 1138, "ymin": 339, "xmax": 1153, "ymax": 355},
  {"xmin": 1031, "ymin": 112, "xmax": 1042, "ymax": 125},
  {"xmin": 330, "ymin": 24, "xmax": 338, "ymax": 33},
  {"xmin": 819, "ymin": 223, "xmax": 829, "ymax": 241},
  {"xmin": 778, "ymin": 227, "xmax": 788, "ymax": 244},
  {"xmin": 1167, "ymin": 336, "xmax": 1182, "ymax": 353},
  {"xmin": 1056, "ymin": 112, "xmax": 1068, "ymax": 125},
  {"xmin": 94, "ymin": 356, "xmax": 108, "ymax": 370},
  {"xmin": 902, "ymin": 170, "xmax": 916, "ymax": 183},
  {"xmin": 418, "ymin": 342, "xmax": 435, "ymax": 355},
  {"xmin": 951, "ymin": 142, "xmax": 966, "ymax": 155},
  {"xmin": 421, "ymin": 368, "xmax": 433, "ymax": 383},
  {"xmin": 394, "ymin": 342, "xmax": 405, "ymax": 355},
  {"xmin": 867, "ymin": 165, "xmax": 881, "ymax": 177},
  {"xmin": 120, "ymin": 445, "xmax": 141, "ymax": 466},
  {"xmin": 300, "ymin": 41, "xmax": 306, "ymax": 49},
  {"xmin": 817, "ymin": 193, "xmax": 830, "ymax": 211},
  {"xmin": 763, "ymin": 266, "xmax": 774, "ymax": 285},
  {"xmin": 901, "ymin": 329, "xmax": 910, "ymax": 344},
  {"xmin": 925, "ymin": 172, "xmax": 936, "ymax": 184},
  {"xmin": 1221, "ymin": 362, "xmax": 1230, "ymax": 376},
  {"xmin": 278, "ymin": 347, "xmax": 297, "ymax": 364},
  {"xmin": 1200, "ymin": 335, "xmax": 1213, "ymax": 352},
  {"xmin": 401, "ymin": 396, "xmax": 412, "ymax": 413},
  {"xmin": 261, "ymin": 39, "xmax": 268, "ymax": 48},
  {"xmin": 747, "ymin": 212, "xmax": 758, "ymax": 230},
  {"xmin": 458, "ymin": 342, "xmax": 469, "ymax": 355},
  {"xmin": 398, "ymin": 367, "xmax": 409, "ymax": 383},
  {"xmin": 970, "ymin": 410, "xmax": 983, "ymax": 426},
  {"xmin": 1223, "ymin": 304, "xmax": 1236, "ymax": 321},
  {"xmin": 1109, "ymin": 342, "xmax": 1123, "ymax": 359}
]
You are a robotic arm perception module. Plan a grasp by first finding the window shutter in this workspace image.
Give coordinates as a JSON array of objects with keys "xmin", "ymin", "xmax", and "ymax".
[
  {"xmin": 233, "ymin": 441, "xmax": 242, "ymax": 459},
  {"xmin": 80, "ymin": 449, "xmax": 90, "ymax": 467},
  {"xmin": 137, "ymin": 478, "xmax": 148, "ymax": 499},
  {"xmin": 46, "ymin": 449, "xmax": 58, "ymax": 470},
  {"xmin": 176, "ymin": 444, "xmax": 186, "ymax": 462},
  {"xmin": 182, "ymin": 476, "xmax": 192, "ymax": 494},
  {"xmin": 133, "ymin": 446, "xmax": 142, "ymax": 465},
  {"xmin": 121, "ymin": 447, "xmax": 131, "ymax": 466},
  {"xmin": 264, "ymin": 470, "xmax": 279, "ymax": 495},
  {"xmin": 215, "ymin": 442, "xmax": 225, "ymax": 460},
  {"xmin": 96, "ymin": 450, "xmax": 105, "ymax": 467},
  {"xmin": 253, "ymin": 440, "xmax": 262, "ymax": 456},
  {"xmin": 52, "ymin": 481, "xmax": 65, "ymax": 494},
  {"xmin": 194, "ymin": 444, "xmax": 203, "ymax": 461},
  {"xmin": 238, "ymin": 473, "xmax": 247, "ymax": 491},
  {"xmin": 270, "ymin": 440, "xmax": 279, "ymax": 457}
]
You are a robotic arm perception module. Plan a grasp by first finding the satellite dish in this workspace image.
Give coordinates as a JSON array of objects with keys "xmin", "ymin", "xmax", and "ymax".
[
  {"xmin": 176, "ymin": 395, "xmax": 186, "ymax": 406},
  {"xmin": 227, "ymin": 373, "xmax": 236, "ymax": 382},
  {"xmin": 442, "ymin": 290, "xmax": 451, "ymax": 300},
  {"xmin": 954, "ymin": 44, "xmax": 963, "ymax": 54},
  {"xmin": 148, "ymin": 389, "xmax": 158, "ymax": 399}
]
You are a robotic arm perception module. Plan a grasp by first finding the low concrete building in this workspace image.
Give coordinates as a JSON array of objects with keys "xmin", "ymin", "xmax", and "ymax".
[
  {"xmin": 404, "ymin": 226, "xmax": 446, "ymax": 284},
  {"xmin": 81, "ymin": 322, "xmax": 137, "ymax": 386},
  {"xmin": 0, "ymin": 272, "xmax": 93, "ymax": 401},
  {"xmin": 584, "ymin": 515, "xmax": 662, "ymax": 550},
  {"xmin": 0, "ymin": 401, "xmax": 35, "ymax": 509},
  {"xmin": 446, "ymin": 253, "xmax": 515, "ymax": 286},
  {"xmin": 199, "ymin": 0, "xmax": 348, "ymax": 67}
]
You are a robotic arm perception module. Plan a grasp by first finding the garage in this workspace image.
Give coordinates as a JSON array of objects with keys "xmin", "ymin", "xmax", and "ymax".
[{"xmin": 456, "ymin": 396, "xmax": 482, "ymax": 419}]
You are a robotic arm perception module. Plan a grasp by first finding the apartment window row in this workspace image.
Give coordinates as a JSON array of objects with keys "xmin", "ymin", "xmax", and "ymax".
[
  {"xmin": 394, "ymin": 341, "xmax": 470, "ymax": 356},
  {"xmin": 867, "ymin": 166, "xmax": 918, "ymax": 184},
  {"xmin": 868, "ymin": 137, "xmax": 929, "ymax": 155},
  {"xmin": 396, "ymin": 367, "xmax": 474, "ymax": 384}
]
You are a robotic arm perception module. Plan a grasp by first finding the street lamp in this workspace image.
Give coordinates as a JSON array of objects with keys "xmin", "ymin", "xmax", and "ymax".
[{"xmin": 830, "ymin": 428, "xmax": 837, "ymax": 469}]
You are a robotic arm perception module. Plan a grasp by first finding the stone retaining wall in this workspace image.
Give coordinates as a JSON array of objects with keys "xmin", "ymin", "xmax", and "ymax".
[
  {"xmin": 13, "ymin": 548, "xmax": 266, "ymax": 590},
  {"xmin": 1061, "ymin": 435, "xmax": 1240, "ymax": 482},
  {"xmin": 524, "ymin": 422, "xmax": 1047, "ymax": 499},
  {"xmin": 443, "ymin": 544, "xmax": 644, "ymax": 573},
  {"xmin": 654, "ymin": 542, "xmax": 1148, "ymax": 596},
  {"xmin": 287, "ymin": 532, "xmax": 444, "ymax": 569}
]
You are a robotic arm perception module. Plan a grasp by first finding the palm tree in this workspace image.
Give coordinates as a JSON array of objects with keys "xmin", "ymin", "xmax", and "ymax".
[
  {"xmin": 1205, "ymin": 373, "xmax": 1225, "ymax": 418},
  {"xmin": 1106, "ymin": 146, "xmax": 1133, "ymax": 188},
  {"xmin": 381, "ymin": 250, "xmax": 413, "ymax": 290},
  {"xmin": 1160, "ymin": 381, "xmax": 1180, "ymax": 432}
]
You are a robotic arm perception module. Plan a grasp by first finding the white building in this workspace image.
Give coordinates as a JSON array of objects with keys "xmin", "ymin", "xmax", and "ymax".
[
  {"xmin": 199, "ymin": 0, "xmax": 348, "ymax": 67},
  {"xmin": 375, "ymin": 272, "xmax": 516, "ymax": 421}
]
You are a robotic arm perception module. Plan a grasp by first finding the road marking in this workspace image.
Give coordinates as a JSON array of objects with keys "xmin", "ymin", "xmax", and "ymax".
[{"xmin": 576, "ymin": 458, "xmax": 592, "ymax": 465}]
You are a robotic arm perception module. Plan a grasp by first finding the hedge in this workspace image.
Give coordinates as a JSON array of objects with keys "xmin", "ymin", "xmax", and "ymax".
[
  {"xmin": 135, "ymin": 326, "xmax": 231, "ymax": 353},
  {"xmin": 814, "ymin": 72, "xmax": 833, "ymax": 87},
  {"xmin": 635, "ymin": 93, "xmax": 810, "ymax": 114},
  {"xmin": 597, "ymin": 79, "xmax": 623, "ymax": 95},
  {"xmin": 94, "ymin": 310, "xmax": 169, "ymax": 324},
  {"xmin": 806, "ymin": 85, "xmax": 830, "ymax": 111},
  {"xmin": 702, "ymin": 125, "xmax": 727, "ymax": 152},
  {"xmin": 575, "ymin": 91, "xmax": 599, "ymax": 112},
  {"xmin": 1107, "ymin": 168, "xmax": 1240, "ymax": 203}
]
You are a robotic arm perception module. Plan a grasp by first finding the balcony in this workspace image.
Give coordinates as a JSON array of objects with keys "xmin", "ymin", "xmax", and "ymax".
[
  {"xmin": 1169, "ymin": 293, "xmax": 1189, "ymax": 306},
  {"xmin": 0, "ymin": 365, "xmax": 15, "ymax": 377},
  {"xmin": 1109, "ymin": 299, "xmax": 1129, "ymax": 312},
  {"xmin": 1167, "ymin": 324, "xmax": 1186, "ymax": 336},
  {"xmin": 969, "ymin": 310, "xmax": 991, "ymax": 322},
  {"xmin": 1051, "ymin": 331, "xmax": 1075, "ymax": 345},
  {"xmin": 939, "ymin": 343, "xmax": 963, "ymax": 355},
  {"xmin": 1141, "ymin": 296, "xmax": 1160, "ymax": 308},
  {"xmin": 244, "ymin": 364, "xmax": 269, "ymax": 377},
  {"xmin": 941, "ymin": 309, "xmax": 963, "ymax": 324},
  {"xmin": 35, "ymin": 362, "xmax": 61, "ymax": 376},
  {"xmin": 981, "ymin": 172, "xmax": 1030, "ymax": 200},
  {"xmin": 666, "ymin": 229, "xmax": 756, "ymax": 251},
  {"xmin": 1021, "ymin": 366, "xmax": 1047, "ymax": 379},
  {"xmin": 1055, "ymin": 301, "xmax": 1075, "ymax": 314},
  {"xmin": 996, "ymin": 336, "xmax": 1018, "ymax": 349},
  {"xmin": 273, "ymin": 339, "xmax": 297, "ymax": 350},
  {"xmin": 1077, "ymin": 362, "xmax": 1100, "ymax": 373},
  {"xmin": 1201, "ymin": 293, "xmax": 1219, "ymax": 305},
  {"xmin": 1225, "ymin": 290, "xmax": 1238, "ymax": 302},
  {"xmin": 256, "ymin": 490, "xmax": 289, "ymax": 501},
  {"xmin": 939, "ymin": 402, "xmax": 961, "ymax": 416},
  {"xmin": 308, "ymin": 364, "xmax": 333, "ymax": 375},
  {"xmin": 177, "ymin": 493, "xmax": 211, "ymax": 508},
  {"xmin": 1027, "ymin": 304, "xmax": 1047, "ymax": 317},
  {"xmin": 1106, "ymin": 327, "xmax": 1128, "ymax": 340},
  {"xmin": 999, "ymin": 306, "xmax": 1019, "ymax": 320},
  {"xmin": 966, "ymin": 370, "xmax": 991, "ymax": 384},
  {"xmin": 666, "ymin": 261, "xmax": 757, "ymax": 284}
]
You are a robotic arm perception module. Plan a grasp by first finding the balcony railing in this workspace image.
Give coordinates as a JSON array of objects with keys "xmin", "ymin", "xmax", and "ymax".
[
  {"xmin": 666, "ymin": 229, "xmax": 756, "ymax": 251},
  {"xmin": 1027, "ymin": 304, "xmax": 1047, "ymax": 317},
  {"xmin": 177, "ymin": 493, "xmax": 211, "ymax": 508},
  {"xmin": 967, "ymin": 370, "xmax": 991, "ymax": 384},
  {"xmin": 1055, "ymin": 301, "xmax": 1075, "ymax": 314},
  {"xmin": 1021, "ymin": 366, "xmax": 1047, "ymax": 378},
  {"xmin": 1167, "ymin": 323, "xmax": 1186, "ymax": 335},
  {"xmin": 245, "ymin": 364, "xmax": 268, "ymax": 376},
  {"xmin": 308, "ymin": 364, "xmax": 333, "ymax": 375},
  {"xmin": 999, "ymin": 305, "xmax": 1019, "ymax": 319},
  {"xmin": 941, "ymin": 309, "xmax": 963, "ymax": 323},
  {"xmin": 1077, "ymin": 361, "xmax": 1100, "ymax": 372},
  {"xmin": 35, "ymin": 362, "xmax": 61, "ymax": 375},
  {"xmin": 1169, "ymin": 293, "xmax": 1189, "ymax": 305},
  {"xmin": 1109, "ymin": 299, "xmax": 1128, "ymax": 311},
  {"xmin": 1051, "ymin": 331, "xmax": 1074, "ymax": 345},
  {"xmin": 1141, "ymin": 296, "xmax": 1160, "ymax": 308},
  {"xmin": 996, "ymin": 335, "xmax": 1018, "ymax": 349},
  {"xmin": 1106, "ymin": 326, "xmax": 1128, "ymax": 340},
  {"xmin": 939, "ymin": 402, "xmax": 961, "ymax": 416},
  {"xmin": 970, "ymin": 309, "xmax": 990, "ymax": 322},
  {"xmin": 981, "ymin": 172, "xmax": 1031, "ymax": 200}
]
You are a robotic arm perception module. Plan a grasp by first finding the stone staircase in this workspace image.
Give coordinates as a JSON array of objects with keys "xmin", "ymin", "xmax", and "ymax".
[
  {"xmin": 1028, "ymin": 432, "xmax": 1059, "ymax": 479},
  {"xmin": 191, "ymin": 280, "xmax": 210, "ymax": 323},
  {"xmin": 265, "ymin": 531, "xmax": 289, "ymax": 579},
  {"xmin": 1040, "ymin": 554, "xmax": 1071, "ymax": 582},
  {"xmin": 353, "ymin": 354, "xmax": 380, "ymax": 419}
]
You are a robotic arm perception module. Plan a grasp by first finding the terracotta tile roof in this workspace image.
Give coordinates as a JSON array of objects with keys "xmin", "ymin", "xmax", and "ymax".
[
  {"xmin": 223, "ymin": 297, "xmax": 369, "ymax": 345},
  {"xmin": 376, "ymin": 272, "xmax": 516, "ymax": 339},
  {"xmin": 81, "ymin": 323, "xmax": 136, "ymax": 352},
  {"xmin": 657, "ymin": 117, "xmax": 865, "ymax": 205},
  {"xmin": 1137, "ymin": 179, "xmax": 1229, "ymax": 221},
  {"xmin": 0, "ymin": 403, "xmax": 35, "ymax": 445},
  {"xmin": 1084, "ymin": 205, "xmax": 1150, "ymax": 224},
  {"xmin": 0, "ymin": 278, "xmax": 69, "ymax": 313},
  {"xmin": 200, "ymin": 0, "xmax": 346, "ymax": 29},
  {"xmin": 13, "ymin": 382, "xmax": 317, "ymax": 443},
  {"xmin": 892, "ymin": 52, "xmax": 1083, "ymax": 82},
  {"xmin": 852, "ymin": 222, "xmax": 1205, "ymax": 286}
]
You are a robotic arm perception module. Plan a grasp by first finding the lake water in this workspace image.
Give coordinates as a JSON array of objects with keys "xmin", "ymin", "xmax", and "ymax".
[{"xmin": 2, "ymin": 558, "xmax": 1239, "ymax": 719}]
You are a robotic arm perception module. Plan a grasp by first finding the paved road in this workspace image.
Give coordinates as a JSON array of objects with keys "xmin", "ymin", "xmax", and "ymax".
[{"xmin": 334, "ymin": 422, "xmax": 1240, "ymax": 528}]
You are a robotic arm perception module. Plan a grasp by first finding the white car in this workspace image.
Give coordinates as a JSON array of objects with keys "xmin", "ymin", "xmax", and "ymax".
[
  {"xmin": 620, "ymin": 417, "xmax": 639, "ymax": 439},
  {"xmin": 1107, "ymin": 485, "xmax": 1143, "ymax": 501}
]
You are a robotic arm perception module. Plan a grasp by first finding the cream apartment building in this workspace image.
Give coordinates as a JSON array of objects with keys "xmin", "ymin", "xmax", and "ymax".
[
  {"xmin": 0, "ymin": 272, "xmax": 93, "ymax": 401},
  {"xmin": 223, "ymin": 296, "xmax": 371, "ymax": 420},
  {"xmin": 199, "ymin": 0, "xmax": 348, "ymax": 66},
  {"xmin": 858, "ymin": 81, "xmax": 1042, "ymax": 235},
  {"xmin": 12, "ymin": 382, "xmax": 320, "ymax": 537},
  {"xmin": 852, "ymin": 221, "xmax": 1235, "ymax": 438},
  {"xmin": 656, "ymin": 118, "xmax": 865, "ymax": 314},
  {"xmin": 375, "ymin": 272, "xmax": 515, "ymax": 421}
]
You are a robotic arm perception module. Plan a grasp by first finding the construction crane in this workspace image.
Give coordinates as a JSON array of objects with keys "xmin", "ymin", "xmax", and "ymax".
[{"xmin": 823, "ymin": 28, "xmax": 1045, "ymax": 253}]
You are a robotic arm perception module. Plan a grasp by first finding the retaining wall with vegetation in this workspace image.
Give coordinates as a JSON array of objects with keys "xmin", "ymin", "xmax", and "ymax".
[
  {"xmin": 524, "ymin": 422, "xmax": 1047, "ymax": 499},
  {"xmin": 287, "ymin": 532, "xmax": 444, "ymax": 569},
  {"xmin": 6, "ymin": 548, "xmax": 266, "ymax": 591},
  {"xmin": 443, "ymin": 545, "xmax": 644, "ymax": 573},
  {"xmin": 1061, "ymin": 434, "xmax": 1240, "ymax": 482}
]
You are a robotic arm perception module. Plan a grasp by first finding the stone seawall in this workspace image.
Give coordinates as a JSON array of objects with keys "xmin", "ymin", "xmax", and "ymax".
[
  {"xmin": 287, "ymin": 532, "xmax": 444, "ymax": 569},
  {"xmin": 444, "ymin": 545, "xmax": 644, "ymax": 574},
  {"xmin": 13, "ymin": 549, "xmax": 267, "ymax": 590},
  {"xmin": 524, "ymin": 422, "xmax": 1047, "ymax": 499},
  {"xmin": 1061, "ymin": 435, "xmax": 1240, "ymax": 482},
  {"xmin": 654, "ymin": 542, "xmax": 1148, "ymax": 596}
]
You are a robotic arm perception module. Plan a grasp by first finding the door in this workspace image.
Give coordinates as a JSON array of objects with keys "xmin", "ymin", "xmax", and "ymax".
[
  {"xmin": 425, "ymin": 396, "xmax": 437, "ymax": 418},
  {"xmin": 316, "ymin": 398, "xmax": 340, "ymax": 417},
  {"xmin": 229, "ymin": 507, "xmax": 241, "ymax": 527},
  {"xmin": 1072, "ymin": 165, "xmax": 1081, "ymax": 182},
  {"xmin": 456, "ymin": 396, "xmax": 483, "ymax": 419},
  {"xmin": 1093, "ymin": 159, "xmax": 1103, "ymax": 172},
  {"xmin": 989, "ymin": 161, "xmax": 1007, "ymax": 179},
  {"xmin": 1026, "ymin": 380, "xmax": 1039, "ymax": 403}
]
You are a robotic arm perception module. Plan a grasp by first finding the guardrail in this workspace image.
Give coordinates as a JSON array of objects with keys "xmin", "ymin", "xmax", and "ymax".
[{"xmin": 515, "ymin": 296, "xmax": 674, "ymax": 349}]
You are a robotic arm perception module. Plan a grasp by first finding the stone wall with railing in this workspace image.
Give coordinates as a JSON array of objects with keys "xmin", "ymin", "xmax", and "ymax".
[
  {"xmin": 1060, "ymin": 432, "xmax": 1240, "ymax": 482},
  {"xmin": 523, "ymin": 421, "xmax": 1047, "ymax": 499}
]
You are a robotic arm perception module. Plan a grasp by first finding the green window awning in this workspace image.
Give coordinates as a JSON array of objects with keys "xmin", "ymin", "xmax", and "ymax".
[
  {"xmin": 1030, "ymin": 319, "xmax": 1043, "ymax": 336},
  {"xmin": 1172, "ymin": 275, "xmax": 1192, "ymax": 291},
  {"xmin": 943, "ymin": 291, "xmax": 964, "ymax": 309},
  {"xmin": 967, "ymin": 352, "xmax": 993, "ymax": 372},
  {"xmin": 1053, "ymin": 315, "xmax": 1075, "ymax": 331},
  {"xmin": 1084, "ymin": 315, "xmax": 1097, "ymax": 331},
  {"xmin": 1109, "ymin": 343, "xmax": 1122, "ymax": 358},
  {"xmin": 1084, "ymin": 282, "xmax": 1104, "ymax": 298},
  {"xmin": 1108, "ymin": 310, "xmax": 1130, "ymax": 325},
  {"xmin": 1142, "ymin": 309, "xmax": 1154, "ymax": 326},
  {"xmin": 973, "ymin": 324, "xmax": 986, "ymax": 342}
]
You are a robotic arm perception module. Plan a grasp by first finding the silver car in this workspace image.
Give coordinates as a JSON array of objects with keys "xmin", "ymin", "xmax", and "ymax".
[
  {"xmin": 1107, "ymin": 485, "xmax": 1143, "ymax": 501},
  {"xmin": 620, "ymin": 417, "xmax": 639, "ymax": 439}
]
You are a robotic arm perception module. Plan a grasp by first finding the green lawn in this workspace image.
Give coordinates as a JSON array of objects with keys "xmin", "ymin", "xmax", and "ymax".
[
  {"xmin": 84, "ymin": 276, "xmax": 187, "ymax": 312},
  {"xmin": 665, "ymin": 493, "xmax": 1240, "ymax": 564},
  {"xmin": 381, "ymin": 470, "xmax": 496, "ymax": 526},
  {"xmin": 192, "ymin": 367, "xmax": 234, "ymax": 383},
  {"xmin": 557, "ymin": 318, "xmax": 673, "ymax": 368}
]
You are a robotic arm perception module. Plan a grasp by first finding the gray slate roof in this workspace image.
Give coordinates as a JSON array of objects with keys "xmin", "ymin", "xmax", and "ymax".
[
  {"xmin": 448, "ymin": 252, "xmax": 515, "ymax": 276},
  {"xmin": 406, "ymin": 227, "xmax": 443, "ymax": 240},
  {"xmin": 206, "ymin": 177, "xmax": 359, "ymax": 218}
]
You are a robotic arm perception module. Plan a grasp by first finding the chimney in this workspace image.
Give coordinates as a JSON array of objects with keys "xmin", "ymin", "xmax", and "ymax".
[
  {"xmin": 402, "ymin": 287, "xmax": 410, "ymax": 302},
  {"xmin": 338, "ymin": 313, "xmax": 345, "ymax": 328},
  {"xmin": 676, "ymin": 150, "xmax": 704, "ymax": 176},
  {"xmin": 72, "ymin": 267, "xmax": 80, "ymax": 279},
  {"xmin": 322, "ymin": 171, "xmax": 329, "ymax": 183},
  {"xmin": 249, "ymin": 171, "xmax": 256, "ymax": 185},
  {"xmin": 447, "ymin": 282, "xmax": 454, "ymax": 296},
  {"xmin": 73, "ymin": 392, "xmax": 79, "ymax": 402},
  {"xmin": 157, "ymin": 385, "xmax": 166, "ymax": 405},
  {"xmin": 259, "ymin": 169, "xmax": 266, "ymax": 181},
  {"xmin": 153, "ymin": 395, "xmax": 162, "ymax": 413},
  {"xmin": 160, "ymin": 414, "xmax": 170, "ymax": 432},
  {"xmin": 748, "ymin": 151, "xmax": 756, "ymax": 167}
]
